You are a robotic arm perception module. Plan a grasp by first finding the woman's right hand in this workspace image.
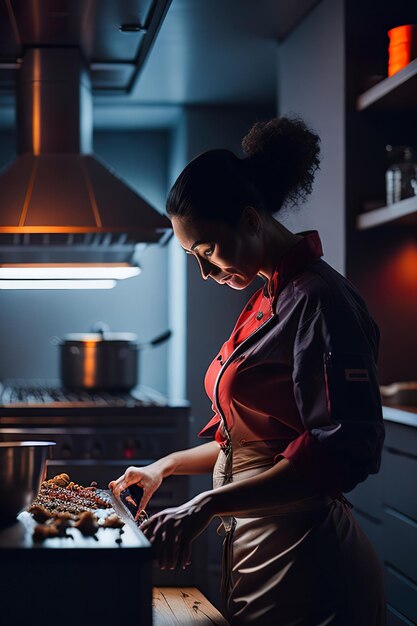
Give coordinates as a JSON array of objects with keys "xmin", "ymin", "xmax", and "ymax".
[
  {"xmin": 108, "ymin": 442, "xmax": 219, "ymax": 518},
  {"xmin": 108, "ymin": 463, "xmax": 163, "ymax": 516}
]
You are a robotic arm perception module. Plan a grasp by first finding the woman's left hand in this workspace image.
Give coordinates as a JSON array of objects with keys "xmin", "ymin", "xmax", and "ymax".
[{"xmin": 140, "ymin": 492, "xmax": 214, "ymax": 570}]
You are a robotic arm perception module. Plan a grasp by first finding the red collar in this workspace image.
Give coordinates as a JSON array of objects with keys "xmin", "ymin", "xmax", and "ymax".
[{"xmin": 267, "ymin": 230, "xmax": 323, "ymax": 301}]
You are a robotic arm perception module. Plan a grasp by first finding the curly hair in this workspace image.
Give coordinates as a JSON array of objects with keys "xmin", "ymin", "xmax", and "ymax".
[
  {"xmin": 166, "ymin": 115, "xmax": 321, "ymax": 223},
  {"xmin": 241, "ymin": 115, "xmax": 321, "ymax": 211}
]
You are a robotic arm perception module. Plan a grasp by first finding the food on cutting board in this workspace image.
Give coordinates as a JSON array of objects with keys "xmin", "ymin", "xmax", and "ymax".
[
  {"xmin": 28, "ymin": 473, "xmax": 125, "ymax": 542},
  {"xmin": 74, "ymin": 511, "xmax": 99, "ymax": 536},
  {"xmin": 33, "ymin": 523, "xmax": 59, "ymax": 542},
  {"xmin": 30, "ymin": 473, "xmax": 111, "ymax": 514},
  {"xmin": 102, "ymin": 513, "xmax": 125, "ymax": 529},
  {"xmin": 28, "ymin": 504, "xmax": 54, "ymax": 523}
]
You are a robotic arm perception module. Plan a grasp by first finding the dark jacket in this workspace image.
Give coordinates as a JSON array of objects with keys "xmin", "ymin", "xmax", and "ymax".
[{"xmin": 200, "ymin": 231, "xmax": 385, "ymax": 497}]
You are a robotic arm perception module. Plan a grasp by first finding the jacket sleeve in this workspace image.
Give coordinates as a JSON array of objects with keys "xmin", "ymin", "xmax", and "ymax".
[{"xmin": 279, "ymin": 304, "xmax": 385, "ymax": 497}]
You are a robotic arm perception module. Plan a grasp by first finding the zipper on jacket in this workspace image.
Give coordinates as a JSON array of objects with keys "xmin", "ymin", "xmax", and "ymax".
[{"xmin": 212, "ymin": 312, "xmax": 278, "ymax": 480}]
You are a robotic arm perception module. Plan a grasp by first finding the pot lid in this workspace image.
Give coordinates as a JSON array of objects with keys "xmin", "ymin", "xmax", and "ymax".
[{"xmin": 62, "ymin": 332, "xmax": 138, "ymax": 345}]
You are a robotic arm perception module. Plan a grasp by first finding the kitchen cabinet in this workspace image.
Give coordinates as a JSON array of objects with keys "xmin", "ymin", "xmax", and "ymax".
[{"xmin": 348, "ymin": 410, "xmax": 417, "ymax": 625}]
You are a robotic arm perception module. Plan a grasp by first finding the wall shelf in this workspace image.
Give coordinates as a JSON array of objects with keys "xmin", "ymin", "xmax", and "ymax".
[
  {"xmin": 356, "ymin": 195, "xmax": 417, "ymax": 229},
  {"xmin": 357, "ymin": 58, "xmax": 417, "ymax": 111}
]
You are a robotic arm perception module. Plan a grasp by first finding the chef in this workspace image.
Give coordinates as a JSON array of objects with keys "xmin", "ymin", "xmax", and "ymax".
[{"xmin": 110, "ymin": 116, "xmax": 386, "ymax": 625}]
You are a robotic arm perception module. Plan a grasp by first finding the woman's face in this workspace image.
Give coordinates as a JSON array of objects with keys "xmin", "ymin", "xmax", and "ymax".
[{"xmin": 171, "ymin": 211, "xmax": 263, "ymax": 290}]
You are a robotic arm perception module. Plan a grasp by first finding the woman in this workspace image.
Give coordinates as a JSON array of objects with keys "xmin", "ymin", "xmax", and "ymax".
[{"xmin": 110, "ymin": 117, "xmax": 386, "ymax": 625}]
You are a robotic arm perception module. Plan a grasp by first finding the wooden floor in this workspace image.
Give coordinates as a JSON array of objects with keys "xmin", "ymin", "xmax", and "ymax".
[{"xmin": 153, "ymin": 587, "xmax": 229, "ymax": 625}]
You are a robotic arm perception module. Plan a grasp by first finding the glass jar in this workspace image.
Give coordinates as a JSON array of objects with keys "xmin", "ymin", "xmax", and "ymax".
[{"xmin": 386, "ymin": 145, "xmax": 417, "ymax": 205}]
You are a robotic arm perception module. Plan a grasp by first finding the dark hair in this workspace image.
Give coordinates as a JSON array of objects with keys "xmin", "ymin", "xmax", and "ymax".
[{"xmin": 166, "ymin": 116, "xmax": 321, "ymax": 224}]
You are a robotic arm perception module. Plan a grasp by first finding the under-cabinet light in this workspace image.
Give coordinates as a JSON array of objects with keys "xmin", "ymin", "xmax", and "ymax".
[
  {"xmin": 0, "ymin": 280, "xmax": 116, "ymax": 290},
  {"xmin": 0, "ymin": 265, "xmax": 141, "ymax": 280}
]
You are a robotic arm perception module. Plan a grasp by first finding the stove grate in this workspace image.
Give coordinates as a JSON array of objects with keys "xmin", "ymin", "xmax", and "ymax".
[{"xmin": 0, "ymin": 379, "xmax": 167, "ymax": 408}]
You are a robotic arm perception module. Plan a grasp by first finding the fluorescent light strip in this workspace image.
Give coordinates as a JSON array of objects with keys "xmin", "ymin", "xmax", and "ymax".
[
  {"xmin": 0, "ymin": 267, "xmax": 141, "ymax": 279},
  {"xmin": 0, "ymin": 280, "xmax": 116, "ymax": 290}
]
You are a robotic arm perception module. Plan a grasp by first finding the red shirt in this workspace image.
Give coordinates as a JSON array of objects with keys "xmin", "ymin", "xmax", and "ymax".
[{"xmin": 199, "ymin": 231, "xmax": 384, "ymax": 497}]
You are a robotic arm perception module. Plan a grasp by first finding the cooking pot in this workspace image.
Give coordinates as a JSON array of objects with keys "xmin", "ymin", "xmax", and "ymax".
[{"xmin": 56, "ymin": 323, "xmax": 171, "ymax": 391}]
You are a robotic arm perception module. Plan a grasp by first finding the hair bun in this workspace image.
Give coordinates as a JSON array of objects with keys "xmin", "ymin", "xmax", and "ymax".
[{"xmin": 241, "ymin": 116, "xmax": 321, "ymax": 210}]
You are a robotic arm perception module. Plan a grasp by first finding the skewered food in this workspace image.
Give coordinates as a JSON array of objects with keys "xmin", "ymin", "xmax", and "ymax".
[
  {"xmin": 28, "ymin": 474, "xmax": 125, "ymax": 542},
  {"xmin": 31, "ymin": 474, "xmax": 111, "ymax": 514}
]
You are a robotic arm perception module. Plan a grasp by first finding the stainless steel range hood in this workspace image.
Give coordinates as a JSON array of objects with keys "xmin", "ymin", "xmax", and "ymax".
[{"xmin": 0, "ymin": 48, "xmax": 171, "ymax": 287}]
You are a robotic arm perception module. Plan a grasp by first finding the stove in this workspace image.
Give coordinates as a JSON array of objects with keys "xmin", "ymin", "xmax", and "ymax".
[
  {"xmin": 0, "ymin": 378, "xmax": 176, "ymax": 414},
  {"xmin": 0, "ymin": 379, "xmax": 195, "ymax": 587},
  {"xmin": 0, "ymin": 379, "xmax": 190, "ymax": 513}
]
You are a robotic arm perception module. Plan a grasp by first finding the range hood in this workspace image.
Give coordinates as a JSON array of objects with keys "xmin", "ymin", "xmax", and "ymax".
[{"xmin": 0, "ymin": 48, "xmax": 172, "ymax": 288}]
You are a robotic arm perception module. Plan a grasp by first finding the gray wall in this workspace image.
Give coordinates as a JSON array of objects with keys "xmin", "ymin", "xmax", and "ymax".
[
  {"xmin": 277, "ymin": 0, "xmax": 345, "ymax": 274},
  {"xmin": 0, "ymin": 130, "xmax": 170, "ymax": 394},
  {"xmin": 167, "ymin": 114, "xmax": 188, "ymax": 405}
]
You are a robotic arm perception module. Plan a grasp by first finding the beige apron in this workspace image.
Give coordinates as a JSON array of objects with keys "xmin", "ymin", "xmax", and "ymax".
[{"xmin": 213, "ymin": 439, "xmax": 386, "ymax": 625}]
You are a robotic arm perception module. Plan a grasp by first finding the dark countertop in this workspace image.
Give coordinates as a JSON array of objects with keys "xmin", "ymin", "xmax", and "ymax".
[
  {"xmin": 0, "ymin": 492, "xmax": 153, "ymax": 624},
  {"xmin": 0, "ymin": 489, "xmax": 151, "ymax": 551},
  {"xmin": 383, "ymin": 405, "xmax": 417, "ymax": 428},
  {"xmin": 0, "ymin": 511, "xmax": 150, "ymax": 550}
]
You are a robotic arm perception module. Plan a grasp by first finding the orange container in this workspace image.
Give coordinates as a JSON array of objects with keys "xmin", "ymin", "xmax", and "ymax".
[{"xmin": 388, "ymin": 25, "xmax": 417, "ymax": 76}]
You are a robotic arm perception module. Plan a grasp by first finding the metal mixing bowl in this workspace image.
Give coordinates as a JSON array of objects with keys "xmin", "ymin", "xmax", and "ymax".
[{"xmin": 0, "ymin": 441, "xmax": 56, "ymax": 525}]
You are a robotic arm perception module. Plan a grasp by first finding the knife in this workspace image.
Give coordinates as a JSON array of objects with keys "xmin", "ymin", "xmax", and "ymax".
[{"xmin": 111, "ymin": 485, "xmax": 147, "ymax": 526}]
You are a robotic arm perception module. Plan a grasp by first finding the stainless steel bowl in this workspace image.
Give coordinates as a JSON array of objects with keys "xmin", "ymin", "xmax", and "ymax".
[{"xmin": 0, "ymin": 441, "xmax": 56, "ymax": 525}]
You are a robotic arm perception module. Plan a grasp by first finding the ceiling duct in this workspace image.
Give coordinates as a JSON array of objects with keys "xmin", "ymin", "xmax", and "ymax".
[{"xmin": 0, "ymin": 47, "xmax": 171, "ymax": 286}]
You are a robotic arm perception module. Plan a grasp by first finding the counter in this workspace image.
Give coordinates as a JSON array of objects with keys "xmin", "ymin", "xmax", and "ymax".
[
  {"xmin": 349, "ymin": 410, "xmax": 417, "ymax": 624},
  {"xmin": 383, "ymin": 405, "xmax": 417, "ymax": 428},
  {"xmin": 0, "ymin": 497, "xmax": 152, "ymax": 625}
]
